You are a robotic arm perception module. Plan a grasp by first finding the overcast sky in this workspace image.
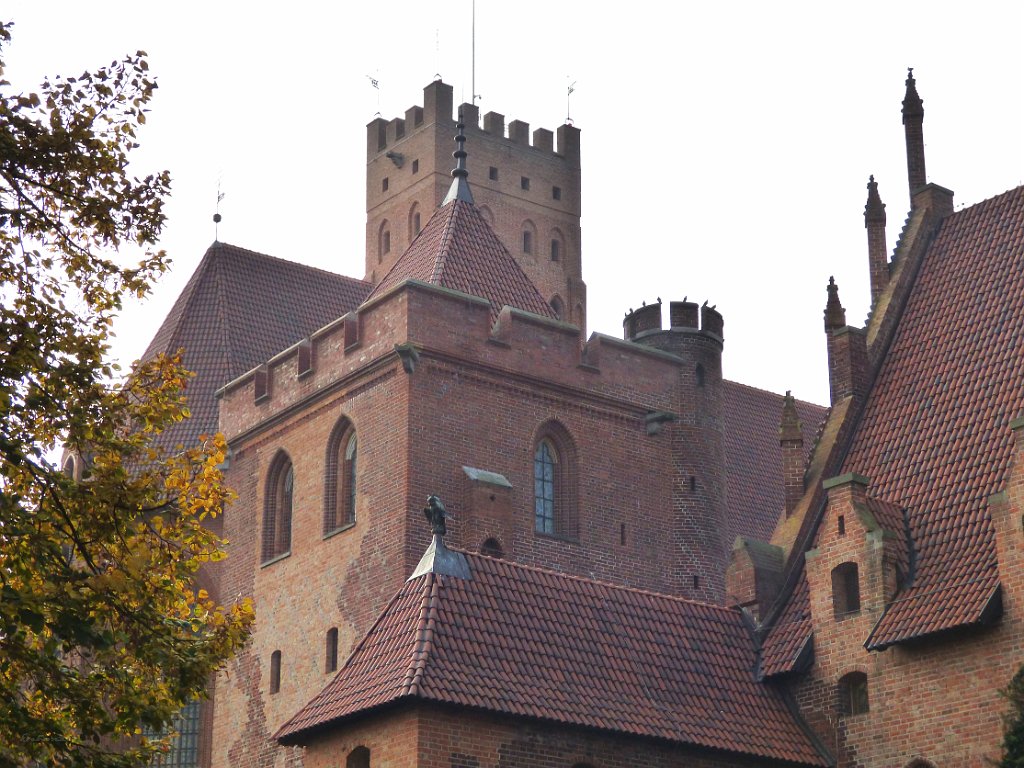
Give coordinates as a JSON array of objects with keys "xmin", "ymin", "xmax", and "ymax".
[{"xmin": 5, "ymin": 1, "xmax": 1023, "ymax": 406}]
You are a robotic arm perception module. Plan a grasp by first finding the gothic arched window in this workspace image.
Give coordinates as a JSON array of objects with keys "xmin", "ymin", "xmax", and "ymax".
[
  {"xmin": 324, "ymin": 419, "xmax": 357, "ymax": 534},
  {"xmin": 533, "ymin": 423, "xmax": 577, "ymax": 539},
  {"xmin": 262, "ymin": 452, "xmax": 293, "ymax": 563}
]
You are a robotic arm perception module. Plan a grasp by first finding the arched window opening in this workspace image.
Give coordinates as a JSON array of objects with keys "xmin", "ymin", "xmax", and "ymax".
[
  {"xmin": 838, "ymin": 671, "xmax": 869, "ymax": 715},
  {"xmin": 262, "ymin": 453, "xmax": 293, "ymax": 563},
  {"xmin": 521, "ymin": 220, "xmax": 537, "ymax": 255},
  {"xmin": 62, "ymin": 455, "xmax": 76, "ymax": 480},
  {"xmin": 347, "ymin": 746, "xmax": 371, "ymax": 768},
  {"xmin": 533, "ymin": 423, "xmax": 577, "ymax": 539},
  {"xmin": 325, "ymin": 627, "xmax": 339, "ymax": 673},
  {"xmin": 269, "ymin": 650, "xmax": 282, "ymax": 694},
  {"xmin": 147, "ymin": 698, "xmax": 202, "ymax": 768},
  {"xmin": 831, "ymin": 562, "xmax": 861, "ymax": 618},
  {"xmin": 408, "ymin": 203, "xmax": 422, "ymax": 240},
  {"xmin": 550, "ymin": 295, "xmax": 564, "ymax": 320},
  {"xmin": 480, "ymin": 538, "xmax": 504, "ymax": 558},
  {"xmin": 324, "ymin": 420, "xmax": 357, "ymax": 535},
  {"xmin": 377, "ymin": 220, "xmax": 391, "ymax": 263},
  {"xmin": 550, "ymin": 228, "xmax": 565, "ymax": 263}
]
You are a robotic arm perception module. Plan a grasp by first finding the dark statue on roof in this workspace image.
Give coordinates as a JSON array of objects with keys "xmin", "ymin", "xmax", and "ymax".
[{"xmin": 424, "ymin": 495, "xmax": 448, "ymax": 537}]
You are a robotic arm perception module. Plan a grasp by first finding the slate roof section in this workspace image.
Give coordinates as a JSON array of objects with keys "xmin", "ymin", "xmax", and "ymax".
[
  {"xmin": 759, "ymin": 566, "xmax": 811, "ymax": 679},
  {"xmin": 722, "ymin": 381, "xmax": 826, "ymax": 543},
  {"xmin": 367, "ymin": 199, "xmax": 556, "ymax": 323},
  {"xmin": 141, "ymin": 242, "xmax": 372, "ymax": 449},
  {"xmin": 846, "ymin": 186, "xmax": 1024, "ymax": 648},
  {"xmin": 277, "ymin": 551, "xmax": 828, "ymax": 766}
]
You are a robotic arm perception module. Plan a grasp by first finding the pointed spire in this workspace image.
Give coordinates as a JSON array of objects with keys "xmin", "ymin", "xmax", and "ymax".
[
  {"xmin": 901, "ymin": 67, "xmax": 924, "ymax": 120},
  {"xmin": 902, "ymin": 68, "xmax": 927, "ymax": 198},
  {"xmin": 865, "ymin": 176, "xmax": 889, "ymax": 307},
  {"xmin": 824, "ymin": 276, "xmax": 847, "ymax": 331},
  {"xmin": 779, "ymin": 391, "xmax": 803, "ymax": 442},
  {"xmin": 443, "ymin": 110, "xmax": 475, "ymax": 205},
  {"xmin": 779, "ymin": 391, "xmax": 804, "ymax": 517},
  {"xmin": 864, "ymin": 175, "xmax": 886, "ymax": 224}
]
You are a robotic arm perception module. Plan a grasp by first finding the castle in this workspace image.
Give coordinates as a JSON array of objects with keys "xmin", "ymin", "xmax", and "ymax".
[{"xmin": 142, "ymin": 72, "xmax": 1024, "ymax": 768}]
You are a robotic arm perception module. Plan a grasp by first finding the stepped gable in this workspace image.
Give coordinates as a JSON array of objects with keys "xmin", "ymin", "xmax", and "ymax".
[
  {"xmin": 141, "ymin": 241, "xmax": 372, "ymax": 447},
  {"xmin": 847, "ymin": 186, "xmax": 1024, "ymax": 648},
  {"xmin": 722, "ymin": 381, "xmax": 826, "ymax": 542},
  {"xmin": 761, "ymin": 185, "xmax": 1024, "ymax": 672},
  {"xmin": 366, "ymin": 198, "xmax": 556, "ymax": 323},
  {"xmin": 276, "ymin": 550, "xmax": 828, "ymax": 766}
]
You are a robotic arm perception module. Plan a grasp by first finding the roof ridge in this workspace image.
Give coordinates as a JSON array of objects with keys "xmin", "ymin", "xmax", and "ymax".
[
  {"xmin": 212, "ymin": 240, "xmax": 372, "ymax": 286},
  {"xmin": 447, "ymin": 548, "xmax": 743, "ymax": 616},
  {"xmin": 723, "ymin": 378, "xmax": 826, "ymax": 409},
  {"xmin": 400, "ymin": 572, "xmax": 439, "ymax": 697},
  {"xmin": 429, "ymin": 203, "xmax": 458, "ymax": 285}
]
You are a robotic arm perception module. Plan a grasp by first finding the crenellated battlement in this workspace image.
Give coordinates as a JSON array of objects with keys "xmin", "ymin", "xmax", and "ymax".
[
  {"xmin": 217, "ymin": 281, "xmax": 687, "ymax": 444},
  {"xmin": 366, "ymin": 80, "xmax": 580, "ymax": 164},
  {"xmin": 623, "ymin": 299, "xmax": 724, "ymax": 344}
]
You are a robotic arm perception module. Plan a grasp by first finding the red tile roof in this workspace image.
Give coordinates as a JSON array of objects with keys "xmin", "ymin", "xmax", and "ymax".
[
  {"xmin": 846, "ymin": 186, "xmax": 1024, "ymax": 648},
  {"xmin": 723, "ymin": 382, "xmax": 826, "ymax": 542},
  {"xmin": 141, "ymin": 242, "xmax": 371, "ymax": 448},
  {"xmin": 277, "ymin": 551, "xmax": 828, "ymax": 766},
  {"xmin": 367, "ymin": 199, "xmax": 555, "ymax": 323},
  {"xmin": 762, "ymin": 186, "xmax": 1024, "ymax": 668}
]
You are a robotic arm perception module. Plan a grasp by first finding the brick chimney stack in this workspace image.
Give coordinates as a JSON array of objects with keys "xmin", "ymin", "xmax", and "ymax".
[
  {"xmin": 864, "ymin": 175, "xmax": 888, "ymax": 308},
  {"xmin": 779, "ymin": 391, "xmax": 804, "ymax": 517},
  {"xmin": 824, "ymin": 277, "xmax": 868, "ymax": 405},
  {"xmin": 902, "ymin": 68, "xmax": 926, "ymax": 200}
]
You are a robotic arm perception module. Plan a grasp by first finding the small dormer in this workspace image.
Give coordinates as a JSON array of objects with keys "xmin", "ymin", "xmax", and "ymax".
[{"xmin": 804, "ymin": 473, "xmax": 912, "ymax": 659}]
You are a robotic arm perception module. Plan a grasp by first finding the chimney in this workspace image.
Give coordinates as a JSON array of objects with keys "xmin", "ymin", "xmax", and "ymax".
[
  {"xmin": 823, "ymin": 277, "xmax": 868, "ymax": 405},
  {"xmin": 864, "ymin": 176, "xmax": 888, "ymax": 308},
  {"xmin": 902, "ymin": 68, "xmax": 926, "ymax": 200},
  {"xmin": 779, "ymin": 391, "xmax": 805, "ymax": 517}
]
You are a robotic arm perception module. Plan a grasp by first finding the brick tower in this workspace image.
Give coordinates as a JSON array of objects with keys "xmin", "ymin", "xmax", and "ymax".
[{"xmin": 365, "ymin": 80, "xmax": 586, "ymax": 329}]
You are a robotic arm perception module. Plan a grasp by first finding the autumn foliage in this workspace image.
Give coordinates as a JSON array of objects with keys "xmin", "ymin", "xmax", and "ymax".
[{"xmin": 0, "ymin": 21, "xmax": 252, "ymax": 767}]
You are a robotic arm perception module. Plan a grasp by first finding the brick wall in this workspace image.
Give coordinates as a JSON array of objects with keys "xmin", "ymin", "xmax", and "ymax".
[{"xmin": 301, "ymin": 705, "xmax": 792, "ymax": 768}]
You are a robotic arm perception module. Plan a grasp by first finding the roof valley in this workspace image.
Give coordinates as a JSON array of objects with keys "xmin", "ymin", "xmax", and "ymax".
[{"xmin": 401, "ymin": 572, "xmax": 440, "ymax": 698}]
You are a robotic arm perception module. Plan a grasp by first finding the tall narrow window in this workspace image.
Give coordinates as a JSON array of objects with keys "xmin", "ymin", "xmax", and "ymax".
[
  {"xmin": 550, "ymin": 295, "xmax": 564, "ymax": 320},
  {"xmin": 550, "ymin": 239, "xmax": 560, "ymax": 262},
  {"xmin": 324, "ymin": 420, "xmax": 357, "ymax": 534},
  {"xmin": 377, "ymin": 220, "xmax": 391, "ymax": 263},
  {"xmin": 532, "ymin": 422, "xmax": 577, "ymax": 539},
  {"xmin": 148, "ymin": 698, "xmax": 201, "ymax": 768},
  {"xmin": 262, "ymin": 453, "xmax": 293, "ymax": 563},
  {"xmin": 831, "ymin": 562, "xmax": 861, "ymax": 618},
  {"xmin": 325, "ymin": 627, "xmax": 339, "ymax": 673},
  {"xmin": 534, "ymin": 440, "xmax": 557, "ymax": 534},
  {"xmin": 270, "ymin": 650, "xmax": 281, "ymax": 694},
  {"xmin": 523, "ymin": 230, "xmax": 533, "ymax": 254}
]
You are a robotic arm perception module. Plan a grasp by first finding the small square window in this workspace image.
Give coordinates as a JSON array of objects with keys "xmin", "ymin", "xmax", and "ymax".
[
  {"xmin": 552, "ymin": 186, "xmax": 561, "ymax": 200},
  {"xmin": 412, "ymin": 159, "xmax": 419, "ymax": 174},
  {"xmin": 489, "ymin": 166, "xmax": 498, "ymax": 181},
  {"xmin": 381, "ymin": 177, "xmax": 389, "ymax": 192},
  {"xmin": 521, "ymin": 176, "xmax": 530, "ymax": 190}
]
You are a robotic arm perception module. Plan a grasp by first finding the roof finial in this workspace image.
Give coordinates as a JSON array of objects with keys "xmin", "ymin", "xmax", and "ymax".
[
  {"xmin": 424, "ymin": 495, "xmax": 449, "ymax": 538},
  {"xmin": 212, "ymin": 182, "xmax": 225, "ymax": 241},
  {"xmin": 443, "ymin": 109, "xmax": 475, "ymax": 205}
]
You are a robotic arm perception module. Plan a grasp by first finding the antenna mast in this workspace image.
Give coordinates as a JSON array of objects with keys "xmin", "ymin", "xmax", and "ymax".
[
  {"xmin": 471, "ymin": 0, "xmax": 478, "ymax": 105},
  {"xmin": 566, "ymin": 79, "xmax": 577, "ymax": 124}
]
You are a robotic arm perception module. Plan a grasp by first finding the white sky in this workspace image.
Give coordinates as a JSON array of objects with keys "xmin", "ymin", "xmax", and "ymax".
[{"xmin": 5, "ymin": 1, "xmax": 1023, "ymax": 406}]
